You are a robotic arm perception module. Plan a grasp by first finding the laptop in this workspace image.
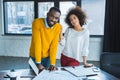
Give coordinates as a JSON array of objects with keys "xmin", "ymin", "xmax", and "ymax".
[
  {"xmin": 28, "ymin": 58, "xmax": 39, "ymax": 76},
  {"xmin": 63, "ymin": 66, "xmax": 98, "ymax": 77}
]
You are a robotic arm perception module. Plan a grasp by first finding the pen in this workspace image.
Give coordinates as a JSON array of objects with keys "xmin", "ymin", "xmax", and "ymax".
[
  {"xmin": 86, "ymin": 74, "xmax": 97, "ymax": 77},
  {"xmin": 4, "ymin": 74, "xmax": 11, "ymax": 78},
  {"xmin": 20, "ymin": 75, "xmax": 35, "ymax": 78},
  {"xmin": 72, "ymin": 66, "xmax": 75, "ymax": 69}
]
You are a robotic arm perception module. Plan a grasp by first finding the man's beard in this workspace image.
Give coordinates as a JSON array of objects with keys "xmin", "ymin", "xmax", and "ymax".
[
  {"xmin": 48, "ymin": 23, "xmax": 54, "ymax": 28},
  {"xmin": 47, "ymin": 18, "xmax": 56, "ymax": 28}
]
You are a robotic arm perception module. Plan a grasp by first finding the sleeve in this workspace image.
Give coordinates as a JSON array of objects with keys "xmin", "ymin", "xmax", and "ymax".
[
  {"xmin": 32, "ymin": 19, "xmax": 42, "ymax": 63},
  {"xmin": 49, "ymin": 26, "xmax": 62, "ymax": 65},
  {"xmin": 81, "ymin": 30, "xmax": 89, "ymax": 57}
]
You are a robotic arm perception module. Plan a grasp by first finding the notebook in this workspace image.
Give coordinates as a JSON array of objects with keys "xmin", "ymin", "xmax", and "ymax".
[
  {"xmin": 28, "ymin": 58, "xmax": 39, "ymax": 76},
  {"xmin": 63, "ymin": 66, "xmax": 98, "ymax": 77}
]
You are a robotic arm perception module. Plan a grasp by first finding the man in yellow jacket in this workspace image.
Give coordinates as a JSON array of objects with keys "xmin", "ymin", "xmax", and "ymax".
[{"xmin": 29, "ymin": 7, "xmax": 62, "ymax": 72}]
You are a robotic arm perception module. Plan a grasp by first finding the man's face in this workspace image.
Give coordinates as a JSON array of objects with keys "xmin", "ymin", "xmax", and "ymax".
[{"xmin": 47, "ymin": 10, "xmax": 61, "ymax": 27}]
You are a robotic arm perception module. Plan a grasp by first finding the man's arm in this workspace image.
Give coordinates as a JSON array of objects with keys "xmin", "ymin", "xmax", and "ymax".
[
  {"xmin": 32, "ymin": 19, "xmax": 42, "ymax": 63},
  {"xmin": 48, "ymin": 26, "xmax": 62, "ymax": 71},
  {"xmin": 32, "ymin": 19, "xmax": 45, "ymax": 70},
  {"xmin": 59, "ymin": 28, "xmax": 63, "ymax": 42}
]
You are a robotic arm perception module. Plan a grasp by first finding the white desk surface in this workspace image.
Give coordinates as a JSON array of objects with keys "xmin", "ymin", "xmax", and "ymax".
[{"xmin": 0, "ymin": 66, "xmax": 120, "ymax": 80}]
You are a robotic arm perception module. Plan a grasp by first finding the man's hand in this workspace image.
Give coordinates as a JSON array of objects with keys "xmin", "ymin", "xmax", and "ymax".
[
  {"xmin": 47, "ymin": 65, "xmax": 58, "ymax": 71},
  {"xmin": 37, "ymin": 64, "xmax": 45, "ymax": 73}
]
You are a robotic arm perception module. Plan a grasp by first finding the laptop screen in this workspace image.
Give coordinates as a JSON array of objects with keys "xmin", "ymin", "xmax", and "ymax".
[{"xmin": 28, "ymin": 58, "xmax": 39, "ymax": 76}]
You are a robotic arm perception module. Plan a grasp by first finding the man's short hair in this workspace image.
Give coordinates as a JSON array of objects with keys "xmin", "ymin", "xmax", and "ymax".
[{"xmin": 49, "ymin": 7, "xmax": 61, "ymax": 14}]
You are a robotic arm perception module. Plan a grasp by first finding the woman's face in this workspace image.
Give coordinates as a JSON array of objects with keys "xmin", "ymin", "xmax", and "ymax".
[{"xmin": 69, "ymin": 14, "xmax": 80, "ymax": 28}]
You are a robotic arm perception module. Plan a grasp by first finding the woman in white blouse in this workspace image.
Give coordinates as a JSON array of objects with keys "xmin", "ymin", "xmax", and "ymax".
[{"xmin": 60, "ymin": 6, "xmax": 93, "ymax": 67}]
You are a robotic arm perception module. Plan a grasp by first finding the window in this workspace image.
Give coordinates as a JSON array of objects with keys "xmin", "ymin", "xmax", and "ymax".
[
  {"xmin": 60, "ymin": 1, "xmax": 77, "ymax": 33},
  {"xmin": 3, "ymin": 1, "xmax": 34, "ymax": 35},
  {"xmin": 38, "ymin": 2, "xmax": 54, "ymax": 18},
  {"xmin": 82, "ymin": 0, "xmax": 105, "ymax": 36},
  {"xmin": 3, "ymin": 0, "xmax": 105, "ymax": 36}
]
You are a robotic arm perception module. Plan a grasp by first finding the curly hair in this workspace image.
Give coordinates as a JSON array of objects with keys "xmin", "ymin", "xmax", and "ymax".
[{"xmin": 65, "ymin": 6, "xmax": 87, "ymax": 28}]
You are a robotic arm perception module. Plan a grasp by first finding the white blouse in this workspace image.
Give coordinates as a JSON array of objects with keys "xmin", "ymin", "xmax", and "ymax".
[{"xmin": 60, "ymin": 27, "xmax": 89, "ymax": 62}]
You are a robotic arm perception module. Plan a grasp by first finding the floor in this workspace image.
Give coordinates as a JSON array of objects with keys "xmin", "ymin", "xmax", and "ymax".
[{"xmin": 0, "ymin": 56, "xmax": 100, "ymax": 71}]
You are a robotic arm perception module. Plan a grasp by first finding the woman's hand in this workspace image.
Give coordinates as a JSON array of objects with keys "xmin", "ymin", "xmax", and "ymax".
[{"xmin": 84, "ymin": 63, "xmax": 93, "ymax": 68}]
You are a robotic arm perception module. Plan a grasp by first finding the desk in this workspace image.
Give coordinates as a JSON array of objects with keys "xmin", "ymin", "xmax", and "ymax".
[
  {"xmin": 0, "ymin": 68, "xmax": 120, "ymax": 80},
  {"xmin": 0, "ymin": 69, "xmax": 35, "ymax": 80}
]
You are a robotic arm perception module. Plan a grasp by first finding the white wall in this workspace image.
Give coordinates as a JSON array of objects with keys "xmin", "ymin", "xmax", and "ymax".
[
  {"xmin": 0, "ymin": 35, "xmax": 103, "ymax": 61},
  {"xmin": 0, "ymin": 1, "xmax": 103, "ymax": 61}
]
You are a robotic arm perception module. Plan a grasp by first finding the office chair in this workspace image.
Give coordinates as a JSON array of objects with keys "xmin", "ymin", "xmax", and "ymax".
[{"xmin": 100, "ymin": 52, "xmax": 120, "ymax": 79}]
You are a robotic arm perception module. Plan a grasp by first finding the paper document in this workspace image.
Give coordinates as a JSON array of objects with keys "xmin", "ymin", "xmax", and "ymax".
[
  {"xmin": 63, "ymin": 66, "xmax": 99, "ymax": 77},
  {"xmin": 28, "ymin": 58, "xmax": 39, "ymax": 76}
]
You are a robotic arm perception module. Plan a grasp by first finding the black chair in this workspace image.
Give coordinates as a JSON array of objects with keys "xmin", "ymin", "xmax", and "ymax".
[{"xmin": 100, "ymin": 52, "xmax": 120, "ymax": 79}]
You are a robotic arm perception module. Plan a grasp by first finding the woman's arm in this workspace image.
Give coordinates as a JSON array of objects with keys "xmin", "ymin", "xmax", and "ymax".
[{"xmin": 82, "ymin": 56, "xmax": 93, "ymax": 67}]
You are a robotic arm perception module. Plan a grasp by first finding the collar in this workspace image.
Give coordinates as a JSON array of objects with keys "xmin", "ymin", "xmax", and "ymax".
[
  {"xmin": 44, "ymin": 18, "xmax": 49, "ymax": 28},
  {"xmin": 44, "ymin": 18, "xmax": 54, "ymax": 28}
]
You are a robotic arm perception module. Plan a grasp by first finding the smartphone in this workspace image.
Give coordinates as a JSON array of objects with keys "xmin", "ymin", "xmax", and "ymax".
[{"xmin": 92, "ymin": 68, "xmax": 99, "ymax": 72}]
